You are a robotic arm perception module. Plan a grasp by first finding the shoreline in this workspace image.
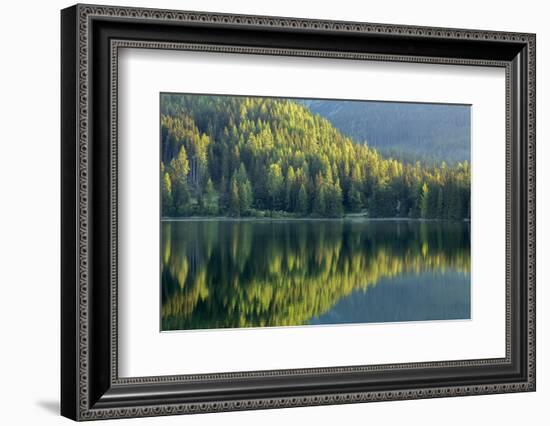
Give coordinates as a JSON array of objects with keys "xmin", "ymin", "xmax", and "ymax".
[{"xmin": 161, "ymin": 216, "xmax": 470, "ymax": 223}]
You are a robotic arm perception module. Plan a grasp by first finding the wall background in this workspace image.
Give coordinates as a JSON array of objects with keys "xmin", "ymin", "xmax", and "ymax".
[{"xmin": 0, "ymin": 0, "xmax": 546, "ymax": 424}]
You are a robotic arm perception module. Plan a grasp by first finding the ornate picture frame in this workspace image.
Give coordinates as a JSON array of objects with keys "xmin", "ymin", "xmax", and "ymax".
[{"xmin": 61, "ymin": 4, "xmax": 535, "ymax": 421}]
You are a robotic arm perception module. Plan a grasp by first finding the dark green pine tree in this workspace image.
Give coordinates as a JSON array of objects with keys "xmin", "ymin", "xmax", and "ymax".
[
  {"xmin": 436, "ymin": 187, "xmax": 445, "ymax": 219},
  {"xmin": 420, "ymin": 183, "xmax": 429, "ymax": 219},
  {"xmin": 229, "ymin": 175, "xmax": 240, "ymax": 217},
  {"xmin": 236, "ymin": 163, "xmax": 253, "ymax": 215},
  {"xmin": 169, "ymin": 145, "xmax": 191, "ymax": 215},
  {"xmin": 313, "ymin": 174, "xmax": 327, "ymax": 217},
  {"xmin": 296, "ymin": 184, "xmax": 308, "ymax": 216},
  {"xmin": 204, "ymin": 178, "xmax": 218, "ymax": 215},
  {"xmin": 348, "ymin": 184, "xmax": 363, "ymax": 213}
]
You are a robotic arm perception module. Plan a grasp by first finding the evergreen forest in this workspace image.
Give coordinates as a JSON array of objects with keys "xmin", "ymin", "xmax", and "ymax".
[{"xmin": 160, "ymin": 94, "xmax": 470, "ymax": 219}]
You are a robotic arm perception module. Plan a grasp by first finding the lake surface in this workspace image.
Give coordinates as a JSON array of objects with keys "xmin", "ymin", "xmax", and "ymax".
[{"xmin": 161, "ymin": 219, "xmax": 470, "ymax": 331}]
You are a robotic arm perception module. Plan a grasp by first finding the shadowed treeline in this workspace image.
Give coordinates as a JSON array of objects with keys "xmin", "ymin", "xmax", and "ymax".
[{"xmin": 161, "ymin": 220, "xmax": 470, "ymax": 331}]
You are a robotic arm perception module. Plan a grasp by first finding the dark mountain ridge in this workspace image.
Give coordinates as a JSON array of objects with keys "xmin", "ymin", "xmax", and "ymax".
[{"xmin": 301, "ymin": 99, "xmax": 471, "ymax": 164}]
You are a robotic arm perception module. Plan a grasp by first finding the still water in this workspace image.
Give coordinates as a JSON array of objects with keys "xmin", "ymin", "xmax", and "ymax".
[{"xmin": 161, "ymin": 219, "xmax": 470, "ymax": 331}]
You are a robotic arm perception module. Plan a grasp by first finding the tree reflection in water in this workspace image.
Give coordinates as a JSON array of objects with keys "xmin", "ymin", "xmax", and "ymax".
[{"xmin": 161, "ymin": 219, "xmax": 470, "ymax": 331}]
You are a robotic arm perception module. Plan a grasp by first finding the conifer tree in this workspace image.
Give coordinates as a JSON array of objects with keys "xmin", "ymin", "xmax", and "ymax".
[
  {"xmin": 204, "ymin": 178, "xmax": 218, "ymax": 215},
  {"xmin": 236, "ymin": 164, "xmax": 253, "ymax": 214},
  {"xmin": 169, "ymin": 145, "xmax": 190, "ymax": 215},
  {"xmin": 297, "ymin": 184, "xmax": 308, "ymax": 216},
  {"xmin": 285, "ymin": 166, "xmax": 296, "ymax": 211},
  {"xmin": 348, "ymin": 185, "xmax": 362, "ymax": 212},
  {"xmin": 229, "ymin": 176, "xmax": 240, "ymax": 216},
  {"xmin": 420, "ymin": 183, "xmax": 430, "ymax": 219},
  {"xmin": 162, "ymin": 171, "xmax": 173, "ymax": 216},
  {"xmin": 267, "ymin": 163, "xmax": 284, "ymax": 210},
  {"xmin": 436, "ymin": 187, "xmax": 445, "ymax": 219}
]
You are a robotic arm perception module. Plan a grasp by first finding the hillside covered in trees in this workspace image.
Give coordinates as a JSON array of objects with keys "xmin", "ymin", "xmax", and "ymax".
[{"xmin": 160, "ymin": 94, "xmax": 470, "ymax": 219}]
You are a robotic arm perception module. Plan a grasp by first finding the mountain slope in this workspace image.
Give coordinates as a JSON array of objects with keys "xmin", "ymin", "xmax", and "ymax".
[
  {"xmin": 301, "ymin": 99, "xmax": 471, "ymax": 164},
  {"xmin": 160, "ymin": 94, "xmax": 470, "ymax": 219}
]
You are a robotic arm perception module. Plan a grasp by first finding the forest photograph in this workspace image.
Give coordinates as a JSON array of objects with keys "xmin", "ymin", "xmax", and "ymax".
[{"xmin": 160, "ymin": 93, "xmax": 471, "ymax": 331}]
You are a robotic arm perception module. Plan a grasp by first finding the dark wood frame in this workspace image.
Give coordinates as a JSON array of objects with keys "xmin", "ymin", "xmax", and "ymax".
[{"xmin": 61, "ymin": 3, "xmax": 536, "ymax": 421}]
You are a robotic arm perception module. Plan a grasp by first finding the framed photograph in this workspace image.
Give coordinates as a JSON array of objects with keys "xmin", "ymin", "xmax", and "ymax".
[{"xmin": 61, "ymin": 4, "xmax": 536, "ymax": 421}]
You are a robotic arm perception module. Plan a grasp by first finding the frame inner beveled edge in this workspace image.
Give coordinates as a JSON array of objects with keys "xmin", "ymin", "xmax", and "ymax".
[{"xmin": 109, "ymin": 39, "xmax": 512, "ymax": 386}]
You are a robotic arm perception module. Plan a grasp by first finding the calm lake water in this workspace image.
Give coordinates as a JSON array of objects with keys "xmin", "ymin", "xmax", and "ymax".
[{"xmin": 161, "ymin": 219, "xmax": 470, "ymax": 331}]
